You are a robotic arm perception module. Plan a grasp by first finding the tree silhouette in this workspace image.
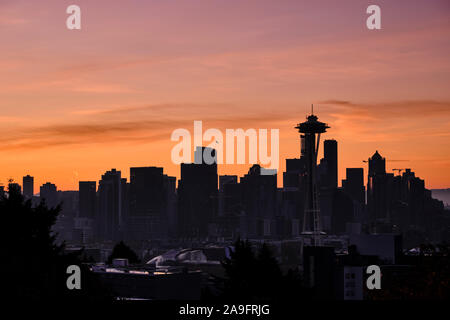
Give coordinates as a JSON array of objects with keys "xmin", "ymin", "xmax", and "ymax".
[
  {"xmin": 107, "ymin": 241, "xmax": 140, "ymax": 264},
  {"xmin": 220, "ymin": 239, "xmax": 310, "ymax": 301},
  {"xmin": 1, "ymin": 186, "xmax": 111, "ymax": 300},
  {"xmin": 221, "ymin": 239, "xmax": 257, "ymax": 299}
]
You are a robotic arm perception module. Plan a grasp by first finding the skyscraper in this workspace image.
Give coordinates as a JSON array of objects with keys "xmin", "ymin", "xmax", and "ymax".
[
  {"xmin": 323, "ymin": 139, "xmax": 338, "ymax": 189},
  {"xmin": 178, "ymin": 147, "xmax": 218, "ymax": 239},
  {"xmin": 79, "ymin": 181, "xmax": 96, "ymax": 218},
  {"xmin": 367, "ymin": 151, "xmax": 393, "ymax": 224},
  {"xmin": 318, "ymin": 139, "xmax": 338, "ymax": 232},
  {"xmin": 97, "ymin": 169, "xmax": 123, "ymax": 242},
  {"xmin": 128, "ymin": 166, "xmax": 171, "ymax": 241},
  {"xmin": 368, "ymin": 150, "xmax": 386, "ymax": 176},
  {"xmin": 23, "ymin": 175, "xmax": 34, "ymax": 199},
  {"xmin": 240, "ymin": 164, "xmax": 277, "ymax": 238},
  {"xmin": 40, "ymin": 182, "xmax": 58, "ymax": 208},
  {"xmin": 342, "ymin": 168, "xmax": 365, "ymax": 205},
  {"xmin": 164, "ymin": 174, "xmax": 178, "ymax": 239},
  {"xmin": 76, "ymin": 181, "xmax": 97, "ymax": 244},
  {"xmin": 282, "ymin": 158, "xmax": 307, "ymax": 237}
]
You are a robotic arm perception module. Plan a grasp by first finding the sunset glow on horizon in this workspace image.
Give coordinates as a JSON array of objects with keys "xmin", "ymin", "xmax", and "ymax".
[{"xmin": 1, "ymin": 0, "xmax": 449, "ymax": 191}]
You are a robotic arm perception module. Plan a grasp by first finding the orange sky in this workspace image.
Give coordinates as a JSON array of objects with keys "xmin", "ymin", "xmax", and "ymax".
[{"xmin": 1, "ymin": 0, "xmax": 449, "ymax": 191}]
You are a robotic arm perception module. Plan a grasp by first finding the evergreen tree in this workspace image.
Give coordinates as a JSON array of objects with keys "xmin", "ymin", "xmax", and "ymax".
[
  {"xmin": 107, "ymin": 241, "xmax": 140, "ymax": 264},
  {"xmin": 1, "ymin": 186, "xmax": 111, "ymax": 300},
  {"xmin": 220, "ymin": 239, "xmax": 310, "ymax": 301}
]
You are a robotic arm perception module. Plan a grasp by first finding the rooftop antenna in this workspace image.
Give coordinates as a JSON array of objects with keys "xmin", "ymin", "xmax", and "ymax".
[{"xmin": 311, "ymin": 104, "xmax": 314, "ymax": 115}]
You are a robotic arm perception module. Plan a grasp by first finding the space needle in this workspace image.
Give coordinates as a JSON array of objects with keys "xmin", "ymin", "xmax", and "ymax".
[{"xmin": 295, "ymin": 105, "xmax": 329, "ymax": 246}]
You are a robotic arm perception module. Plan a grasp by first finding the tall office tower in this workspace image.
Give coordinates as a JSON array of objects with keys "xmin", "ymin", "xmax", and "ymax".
[
  {"xmin": 392, "ymin": 169, "xmax": 426, "ymax": 229},
  {"xmin": 97, "ymin": 169, "xmax": 123, "ymax": 242},
  {"xmin": 40, "ymin": 182, "xmax": 58, "ymax": 208},
  {"xmin": 178, "ymin": 146, "xmax": 218, "ymax": 239},
  {"xmin": 240, "ymin": 164, "xmax": 277, "ymax": 238},
  {"xmin": 128, "ymin": 166, "xmax": 170, "ymax": 241},
  {"xmin": 120, "ymin": 177, "xmax": 129, "ymax": 235},
  {"xmin": 75, "ymin": 181, "xmax": 96, "ymax": 244},
  {"xmin": 340, "ymin": 168, "xmax": 366, "ymax": 232},
  {"xmin": 164, "ymin": 175, "xmax": 178, "ymax": 238},
  {"xmin": 215, "ymin": 175, "xmax": 241, "ymax": 239},
  {"xmin": 222, "ymin": 178, "xmax": 241, "ymax": 216},
  {"xmin": 323, "ymin": 139, "xmax": 338, "ymax": 189},
  {"xmin": 283, "ymin": 158, "xmax": 307, "ymax": 189},
  {"xmin": 331, "ymin": 188, "xmax": 355, "ymax": 234},
  {"xmin": 295, "ymin": 107, "xmax": 329, "ymax": 246},
  {"xmin": 317, "ymin": 139, "xmax": 338, "ymax": 232},
  {"xmin": 79, "ymin": 181, "xmax": 96, "ymax": 218},
  {"xmin": 342, "ymin": 168, "xmax": 365, "ymax": 205},
  {"xmin": 282, "ymin": 158, "xmax": 307, "ymax": 237},
  {"xmin": 368, "ymin": 150, "xmax": 386, "ymax": 176},
  {"xmin": 23, "ymin": 175, "xmax": 34, "ymax": 199},
  {"xmin": 57, "ymin": 191, "xmax": 78, "ymax": 242},
  {"xmin": 218, "ymin": 175, "xmax": 238, "ymax": 218},
  {"xmin": 367, "ymin": 151, "xmax": 392, "ymax": 224}
]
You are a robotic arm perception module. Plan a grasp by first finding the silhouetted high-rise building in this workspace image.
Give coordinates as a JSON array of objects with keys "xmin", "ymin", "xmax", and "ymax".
[
  {"xmin": 368, "ymin": 150, "xmax": 386, "ymax": 176},
  {"xmin": 127, "ymin": 166, "xmax": 174, "ymax": 241},
  {"xmin": 40, "ymin": 182, "xmax": 58, "ymax": 208},
  {"xmin": 341, "ymin": 168, "xmax": 366, "ymax": 228},
  {"xmin": 323, "ymin": 139, "xmax": 338, "ymax": 189},
  {"xmin": 23, "ymin": 175, "xmax": 34, "ymax": 199},
  {"xmin": 79, "ymin": 181, "xmax": 96, "ymax": 218},
  {"xmin": 75, "ymin": 181, "xmax": 96, "ymax": 244},
  {"xmin": 218, "ymin": 175, "xmax": 238, "ymax": 218},
  {"xmin": 164, "ymin": 175, "xmax": 178, "ymax": 238},
  {"xmin": 240, "ymin": 164, "xmax": 277, "ymax": 238},
  {"xmin": 178, "ymin": 147, "xmax": 218, "ymax": 239},
  {"xmin": 283, "ymin": 158, "xmax": 306, "ymax": 189},
  {"xmin": 367, "ymin": 151, "xmax": 393, "ymax": 226},
  {"xmin": 97, "ymin": 169, "xmax": 123, "ymax": 242},
  {"xmin": 282, "ymin": 158, "xmax": 307, "ymax": 237},
  {"xmin": 342, "ymin": 168, "xmax": 365, "ymax": 205},
  {"xmin": 316, "ymin": 140, "xmax": 338, "ymax": 231},
  {"xmin": 331, "ymin": 189, "xmax": 354, "ymax": 234},
  {"xmin": 215, "ymin": 175, "xmax": 241, "ymax": 239},
  {"xmin": 57, "ymin": 190, "xmax": 78, "ymax": 242}
]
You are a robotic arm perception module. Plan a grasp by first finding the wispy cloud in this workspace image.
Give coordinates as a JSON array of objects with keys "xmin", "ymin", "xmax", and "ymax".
[
  {"xmin": 318, "ymin": 99, "xmax": 450, "ymax": 143},
  {"xmin": 0, "ymin": 108, "xmax": 289, "ymax": 152},
  {"xmin": 70, "ymin": 103, "xmax": 230, "ymax": 116},
  {"xmin": 320, "ymin": 100, "xmax": 450, "ymax": 119}
]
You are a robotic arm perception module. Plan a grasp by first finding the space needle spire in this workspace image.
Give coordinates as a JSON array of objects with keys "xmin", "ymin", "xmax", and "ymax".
[{"xmin": 295, "ymin": 106, "xmax": 329, "ymax": 246}]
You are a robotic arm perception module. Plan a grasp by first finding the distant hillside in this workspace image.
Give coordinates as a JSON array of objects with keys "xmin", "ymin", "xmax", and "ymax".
[{"xmin": 431, "ymin": 189, "xmax": 450, "ymax": 207}]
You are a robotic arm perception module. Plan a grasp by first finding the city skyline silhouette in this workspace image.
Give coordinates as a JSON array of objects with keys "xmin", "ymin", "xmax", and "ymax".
[{"xmin": 2, "ymin": 0, "xmax": 449, "ymax": 304}]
